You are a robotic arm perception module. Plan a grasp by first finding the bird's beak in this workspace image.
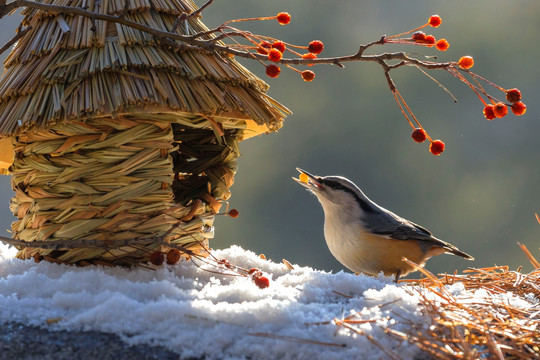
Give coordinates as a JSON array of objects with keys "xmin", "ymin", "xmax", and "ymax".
[{"xmin": 292, "ymin": 168, "xmax": 324, "ymax": 192}]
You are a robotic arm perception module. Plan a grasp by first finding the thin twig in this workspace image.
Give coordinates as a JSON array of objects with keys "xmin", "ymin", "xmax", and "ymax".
[{"xmin": 0, "ymin": 25, "xmax": 31, "ymax": 57}]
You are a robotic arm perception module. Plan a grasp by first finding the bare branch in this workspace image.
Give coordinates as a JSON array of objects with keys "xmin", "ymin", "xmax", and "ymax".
[
  {"xmin": 187, "ymin": 0, "xmax": 213, "ymax": 20},
  {"xmin": 172, "ymin": 13, "xmax": 187, "ymax": 33},
  {"xmin": 0, "ymin": 0, "xmax": 459, "ymax": 75},
  {"xmin": 0, "ymin": 25, "xmax": 31, "ymax": 57}
]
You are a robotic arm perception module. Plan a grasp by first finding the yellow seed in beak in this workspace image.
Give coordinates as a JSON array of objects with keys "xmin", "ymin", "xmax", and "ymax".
[{"xmin": 299, "ymin": 173, "xmax": 309, "ymax": 183}]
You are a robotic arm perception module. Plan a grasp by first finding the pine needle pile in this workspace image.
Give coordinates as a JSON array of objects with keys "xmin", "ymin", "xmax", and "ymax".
[
  {"xmin": 396, "ymin": 265, "xmax": 539, "ymax": 359},
  {"xmin": 0, "ymin": 0, "xmax": 288, "ymax": 266},
  {"xmin": 334, "ymin": 245, "xmax": 538, "ymax": 360}
]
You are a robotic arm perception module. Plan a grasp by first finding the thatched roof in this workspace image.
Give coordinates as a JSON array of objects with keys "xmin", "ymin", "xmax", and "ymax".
[{"xmin": 0, "ymin": 0, "xmax": 289, "ymax": 137}]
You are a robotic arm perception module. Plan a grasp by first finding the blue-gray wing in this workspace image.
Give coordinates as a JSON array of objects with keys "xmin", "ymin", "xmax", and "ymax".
[
  {"xmin": 363, "ymin": 208, "xmax": 434, "ymax": 241},
  {"xmin": 363, "ymin": 209, "xmax": 474, "ymax": 259}
]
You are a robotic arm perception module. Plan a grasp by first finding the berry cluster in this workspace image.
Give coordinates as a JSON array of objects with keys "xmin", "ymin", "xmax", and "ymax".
[
  {"xmin": 261, "ymin": 35, "xmax": 323, "ymax": 82},
  {"xmin": 385, "ymin": 15, "xmax": 448, "ymax": 52},
  {"xmin": 223, "ymin": 12, "xmax": 323, "ymax": 81},
  {"xmin": 218, "ymin": 12, "xmax": 526, "ymax": 156},
  {"xmin": 385, "ymin": 15, "xmax": 526, "ymax": 155},
  {"xmin": 150, "ymin": 247, "xmax": 271, "ymax": 289},
  {"xmin": 150, "ymin": 249, "xmax": 182, "ymax": 266},
  {"xmin": 451, "ymin": 59, "xmax": 526, "ymax": 120}
]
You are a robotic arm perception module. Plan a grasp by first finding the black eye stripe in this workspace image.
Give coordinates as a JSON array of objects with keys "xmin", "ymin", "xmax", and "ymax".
[{"xmin": 319, "ymin": 179, "xmax": 375, "ymax": 214}]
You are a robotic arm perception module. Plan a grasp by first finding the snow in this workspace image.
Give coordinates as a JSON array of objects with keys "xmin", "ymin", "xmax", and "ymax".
[{"xmin": 0, "ymin": 244, "xmax": 532, "ymax": 359}]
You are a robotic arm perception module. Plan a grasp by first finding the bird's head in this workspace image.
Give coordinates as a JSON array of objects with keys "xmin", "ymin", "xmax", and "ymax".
[{"xmin": 293, "ymin": 168, "xmax": 376, "ymax": 217}]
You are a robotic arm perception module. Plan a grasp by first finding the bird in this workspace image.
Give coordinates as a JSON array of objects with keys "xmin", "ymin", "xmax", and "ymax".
[{"xmin": 293, "ymin": 168, "xmax": 474, "ymax": 282}]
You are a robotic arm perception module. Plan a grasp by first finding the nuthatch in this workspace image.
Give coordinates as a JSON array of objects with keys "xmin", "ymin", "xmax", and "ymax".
[{"xmin": 293, "ymin": 169, "xmax": 474, "ymax": 282}]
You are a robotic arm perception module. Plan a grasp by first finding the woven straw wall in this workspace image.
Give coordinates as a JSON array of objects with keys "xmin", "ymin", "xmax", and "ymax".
[{"xmin": 0, "ymin": 0, "xmax": 289, "ymax": 265}]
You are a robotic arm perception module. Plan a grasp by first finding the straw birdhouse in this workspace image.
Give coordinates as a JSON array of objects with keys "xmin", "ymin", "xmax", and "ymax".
[{"xmin": 0, "ymin": 0, "xmax": 289, "ymax": 266}]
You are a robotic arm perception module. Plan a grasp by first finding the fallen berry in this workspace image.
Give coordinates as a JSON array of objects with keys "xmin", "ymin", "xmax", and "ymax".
[
  {"xmin": 301, "ymin": 70, "xmax": 315, "ymax": 82},
  {"xmin": 412, "ymin": 31, "xmax": 426, "ymax": 42},
  {"xmin": 429, "ymin": 140, "xmax": 445, "ymax": 156},
  {"xmin": 493, "ymin": 102, "xmax": 508, "ymax": 118},
  {"xmin": 276, "ymin": 12, "xmax": 291, "ymax": 25},
  {"xmin": 436, "ymin": 39, "xmax": 449, "ymax": 51},
  {"xmin": 308, "ymin": 40, "xmax": 324, "ymax": 54},
  {"xmin": 483, "ymin": 104, "xmax": 496, "ymax": 120},
  {"xmin": 166, "ymin": 249, "xmax": 181, "ymax": 265},
  {"xmin": 458, "ymin": 56, "xmax": 474, "ymax": 69},
  {"xmin": 228, "ymin": 209, "xmax": 240, "ymax": 218},
  {"xmin": 411, "ymin": 128, "xmax": 427, "ymax": 143},
  {"xmin": 150, "ymin": 251, "xmax": 164, "ymax": 266},
  {"xmin": 511, "ymin": 101, "xmax": 527, "ymax": 116},
  {"xmin": 429, "ymin": 15, "xmax": 442, "ymax": 28},
  {"xmin": 253, "ymin": 275, "xmax": 270, "ymax": 289},
  {"xmin": 265, "ymin": 65, "xmax": 281, "ymax": 78},
  {"xmin": 257, "ymin": 41, "xmax": 272, "ymax": 55},
  {"xmin": 505, "ymin": 88, "xmax": 521, "ymax": 103},
  {"xmin": 272, "ymin": 40, "xmax": 286, "ymax": 53},
  {"xmin": 268, "ymin": 49, "xmax": 282, "ymax": 62}
]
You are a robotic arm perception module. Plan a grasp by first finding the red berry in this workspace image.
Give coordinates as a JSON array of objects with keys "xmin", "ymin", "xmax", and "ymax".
[
  {"xmin": 253, "ymin": 276, "xmax": 270, "ymax": 289},
  {"xmin": 272, "ymin": 40, "xmax": 286, "ymax": 53},
  {"xmin": 428, "ymin": 15, "xmax": 442, "ymax": 28},
  {"xmin": 483, "ymin": 104, "xmax": 496, "ymax": 120},
  {"xmin": 412, "ymin": 31, "xmax": 426, "ymax": 42},
  {"xmin": 268, "ymin": 49, "xmax": 282, "ymax": 62},
  {"xmin": 505, "ymin": 88, "xmax": 521, "ymax": 103},
  {"xmin": 308, "ymin": 40, "xmax": 324, "ymax": 55},
  {"xmin": 511, "ymin": 101, "xmax": 527, "ymax": 116},
  {"xmin": 429, "ymin": 140, "xmax": 445, "ymax": 156},
  {"xmin": 436, "ymin": 39, "xmax": 449, "ymax": 51},
  {"xmin": 150, "ymin": 251, "xmax": 164, "ymax": 266},
  {"xmin": 458, "ymin": 56, "xmax": 474, "ymax": 69},
  {"xmin": 166, "ymin": 249, "xmax": 181, "ymax": 265},
  {"xmin": 265, "ymin": 64, "xmax": 280, "ymax": 78},
  {"xmin": 228, "ymin": 208, "xmax": 240, "ymax": 218},
  {"xmin": 424, "ymin": 35, "xmax": 436, "ymax": 46},
  {"xmin": 411, "ymin": 128, "xmax": 427, "ymax": 143},
  {"xmin": 257, "ymin": 41, "xmax": 272, "ymax": 55},
  {"xmin": 301, "ymin": 70, "xmax": 315, "ymax": 82},
  {"xmin": 493, "ymin": 102, "xmax": 508, "ymax": 118},
  {"xmin": 301, "ymin": 53, "xmax": 317, "ymax": 66},
  {"xmin": 276, "ymin": 12, "xmax": 291, "ymax": 25}
]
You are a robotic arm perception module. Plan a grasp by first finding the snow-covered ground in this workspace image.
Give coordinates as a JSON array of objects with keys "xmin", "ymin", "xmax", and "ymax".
[{"xmin": 0, "ymin": 244, "xmax": 532, "ymax": 359}]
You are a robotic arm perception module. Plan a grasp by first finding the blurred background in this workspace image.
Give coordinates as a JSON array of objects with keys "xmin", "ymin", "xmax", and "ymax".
[{"xmin": 0, "ymin": 0, "xmax": 538, "ymax": 276}]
